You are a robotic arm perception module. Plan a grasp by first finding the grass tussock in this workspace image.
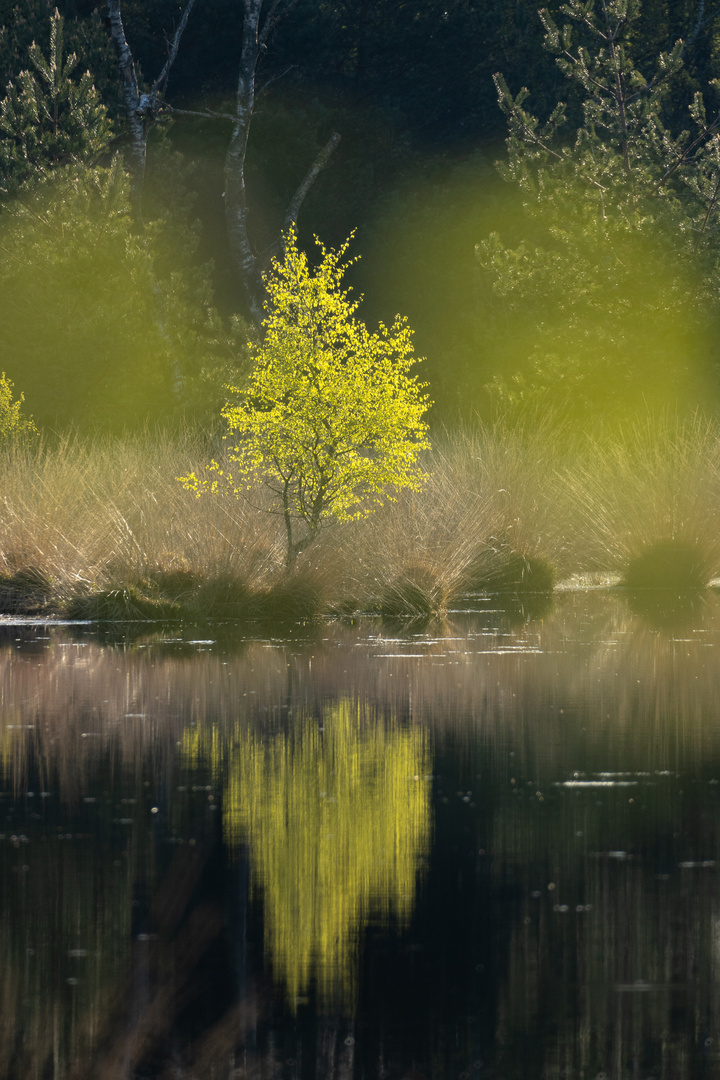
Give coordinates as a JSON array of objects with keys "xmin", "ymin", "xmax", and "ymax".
[
  {"xmin": 331, "ymin": 420, "xmax": 568, "ymax": 615},
  {"xmin": 1, "ymin": 413, "xmax": 720, "ymax": 623},
  {"xmin": 561, "ymin": 415, "xmax": 720, "ymax": 588},
  {"xmin": 0, "ymin": 430, "xmax": 287, "ymax": 619},
  {"xmin": 623, "ymin": 539, "xmax": 711, "ymax": 591}
]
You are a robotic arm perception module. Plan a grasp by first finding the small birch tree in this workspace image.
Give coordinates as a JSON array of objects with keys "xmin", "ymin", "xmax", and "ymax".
[{"xmin": 180, "ymin": 229, "xmax": 431, "ymax": 569}]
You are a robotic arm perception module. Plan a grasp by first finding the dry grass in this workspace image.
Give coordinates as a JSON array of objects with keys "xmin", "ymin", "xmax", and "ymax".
[
  {"xmin": 560, "ymin": 414, "xmax": 720, "ymax": 585},
  {"xmin": 1, "ymin": 413, "xmax": 719, "ymax": 621},
  {"xmin": 323, "ymin": 421, "xmax": 567, "ymax": 615},
  {"xmin": 0, "ymin": 429, "xmax": 286, "ymax": 616}
]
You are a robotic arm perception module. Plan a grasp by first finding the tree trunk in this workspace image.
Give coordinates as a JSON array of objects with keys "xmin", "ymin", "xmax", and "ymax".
[
  {"xmin": 225, "ymin": 0, "xmax": 341, "ymax": 328},
  {"xmin": 106, "ymin": 0, "xmax": 196, "ymax": 222},
  {"xmin": 225, "ymin": 0, "xmax": 266, "ymax": 326},
  {"xmin": 106, "ymin": 0, "xmax": 147, "ymax": 218}
]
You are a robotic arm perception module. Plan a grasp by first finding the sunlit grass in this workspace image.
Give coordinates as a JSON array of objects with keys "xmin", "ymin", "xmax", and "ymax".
[
  {"xmin": 0, "ymin": 413, "xmax": 719, "ymax": 620},
  {"xmin": 560, "ymin": 414, "xmax": 720, "ymax": 587},
  {"xmin": 0, "ymin": 428, "xmax": 285, "ymax": 616},
  {"xmin": 330, "ymin": 419, "xmax": 566, "ymax": 615}
]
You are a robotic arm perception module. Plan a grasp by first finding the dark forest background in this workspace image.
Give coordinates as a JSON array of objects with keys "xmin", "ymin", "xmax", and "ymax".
[{"xmin": 1, "ymin": 0, "xmax": 719, "ymax": 430}]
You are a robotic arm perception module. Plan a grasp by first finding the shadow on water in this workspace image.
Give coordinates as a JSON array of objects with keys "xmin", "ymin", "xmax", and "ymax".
[
  {"xmin": 622, "ymin": 586, "xmax": 709, "ymax": 629},
  {"xmin": 4, "ymin": 592, "xmax": 720, "ymax": 1075}
]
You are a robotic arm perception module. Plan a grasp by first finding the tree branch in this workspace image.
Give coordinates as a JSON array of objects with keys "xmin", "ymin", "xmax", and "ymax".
[
  {"xmin": 257, "ymin": 64, "xmax": 297, "ymax": 98},
  {"xmin": 685, "ymin": 0, "xmax": 706, "ymax": 52},
  {"xmin": 166, "ymin": 105, "xmax": 237, "ymax": 122},
  {"xmin": 150, "ymin": 0, "xmax": 198, "ymax": 106},
  {"xmin": 282, "ymin": 132, "xmax": 342, "ymax": 237},
  {"xmin": 258, "ymin": 0, "xmax": 302, "ymax": 48}
]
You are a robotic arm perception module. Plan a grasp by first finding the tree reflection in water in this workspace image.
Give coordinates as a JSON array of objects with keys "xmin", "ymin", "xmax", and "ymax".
[
  {"xmin": 1, "ymin": 595, "xmax": 720, "ymax": 1075},
  {"xmin": 184, "ymin": 701, "xmax": 432, "ymax": 1011}
]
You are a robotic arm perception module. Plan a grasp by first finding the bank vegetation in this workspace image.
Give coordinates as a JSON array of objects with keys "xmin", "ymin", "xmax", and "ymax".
[{"xmin": 1, "ymin": 413, "xmax": 719, "ymax": 623}]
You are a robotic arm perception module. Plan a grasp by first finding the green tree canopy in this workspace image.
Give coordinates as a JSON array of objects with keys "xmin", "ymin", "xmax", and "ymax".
[
  {"xmin": 181, "ymin": 228, "xmax": 431, "ymax": 567},
  {"xmin": 0, "ymin": 372, "xmax": 37, "ymax": 442}
]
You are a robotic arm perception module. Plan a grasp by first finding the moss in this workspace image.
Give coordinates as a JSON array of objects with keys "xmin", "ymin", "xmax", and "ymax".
[
  {"xmin": 142, "ymin": 568, "xmax": 202, "ymax": 601},
  {"xmin": 188, "ymin": 575, "xmax": 253, "ymax": 617},
  {"xmin": 253, "ymin": 576, "xmax": 324, "ymax": 623},
  {"xmin": 62, "ymin": 570, "xmax": 324, "ymax": 625},
  {"xmin": 623, "ymin": 539, "xmax": 712, "ymax": 590},
  {"xmin": 64, "ymin": 587, "xmax": 182, "ymax": 621}
]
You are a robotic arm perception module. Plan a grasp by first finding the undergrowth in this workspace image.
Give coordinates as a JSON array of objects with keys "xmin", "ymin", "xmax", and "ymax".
[{"xmin": 0, "ymin": 414, "xmax": 718, "ymax": 622}]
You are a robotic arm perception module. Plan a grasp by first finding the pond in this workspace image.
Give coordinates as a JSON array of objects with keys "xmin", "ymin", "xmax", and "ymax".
[{"xmin": 2, "ymin": 589, "xmax": 720, "ymax": 1079}]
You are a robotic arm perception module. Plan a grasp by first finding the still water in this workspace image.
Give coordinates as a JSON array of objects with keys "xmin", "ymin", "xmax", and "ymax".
[{"xmin": 2, "ymin": 591, "xmax": 720, "ymax": 1079}]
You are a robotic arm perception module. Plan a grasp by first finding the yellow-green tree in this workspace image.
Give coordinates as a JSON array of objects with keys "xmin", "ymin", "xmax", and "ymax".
[
  {"xmin": 0, "ymin": 373, "xmax": 37, "ymax": 443},
  {"xmin": 180, "ymin": 229, "xmax": 431, "ymax": 568}
]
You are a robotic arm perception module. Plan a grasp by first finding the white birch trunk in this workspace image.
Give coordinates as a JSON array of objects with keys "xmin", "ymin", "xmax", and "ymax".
[
  {"xmin": 225, "ymin": 0, "xmax": 341, "ymax": 328},
  {"xmin": 106, "ymin": 0, "xmax": 196, "ymax": 221}
]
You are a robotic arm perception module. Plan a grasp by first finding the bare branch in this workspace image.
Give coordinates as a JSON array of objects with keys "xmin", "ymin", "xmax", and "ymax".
[
  {"xmin": 166, "ymin": 105, "xmax": 237, "ymax": 122},
  {"xmin": 660, "ymin": 113, "xmax": 720, "ymax": 183},
  {"xmin": 257, "ymin": 64, "xmax": 297, "ymax": 98},
  {"xmin": 695, "ymin": 167, "xmax": 720, "ymax": 247},
  {"xmin": 258, "ymin": 0, "xmax": 302, "ymax": 48},
  {"xmin": 150, "ymin": 0, "xmax": 198, "ymax": 105},
  {"xmin": 282, "ymin": 132, "xmax": 342, "ymax": 237}
]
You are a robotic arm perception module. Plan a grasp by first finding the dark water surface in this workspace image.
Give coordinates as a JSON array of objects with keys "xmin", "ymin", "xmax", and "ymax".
[{"xmin": 3, "ymin": 591, "xmax": 720, "ymax": 1079}]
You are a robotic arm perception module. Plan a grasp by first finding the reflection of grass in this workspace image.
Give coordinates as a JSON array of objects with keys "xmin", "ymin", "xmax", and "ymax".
[
  {"xmin": 3, "ymin": 595, "xmax": 720, "ymax": 1070},
  {"xmin": 2, "ymin": 415, "xmax": 720, "ymax": 621}
]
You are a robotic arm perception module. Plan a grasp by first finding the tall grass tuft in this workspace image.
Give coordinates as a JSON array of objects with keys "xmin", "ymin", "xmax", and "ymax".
[
  {"xmin": 0, "ymin": 419, "xmax": 569, "ymax": 620},
  {"xmin": 561, "ymin": 415, "xmax": 720, "ymax": 587},
  {"xmin": 0, "ymin": 429, "xmax": 288, "ymax": 617},
  {"xmin": 328, "ymin": 420, "xmax": 568, "ymax": 615}
]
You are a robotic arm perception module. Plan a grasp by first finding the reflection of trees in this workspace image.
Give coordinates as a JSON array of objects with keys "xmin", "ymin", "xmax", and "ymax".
[
  {"xmin": 186, "ymin": 702, "xmax": 432, "ymax": 1010},
  {"xmin": 496, "ymin": 855, "xmax": 720, "ymax": 1079},
  {"xmin": 7, "ymin": 597, "xmax": 720, "ymax": 1075},
  {"xmin": 0, "ymin": 837, "xmax": 132, "ymax": 1078}
]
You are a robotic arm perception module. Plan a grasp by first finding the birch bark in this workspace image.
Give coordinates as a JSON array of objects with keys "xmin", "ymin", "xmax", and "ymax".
[
  {"xmin": 224, "ymin": 0, "xmax": 340, "ymax": 327},
  {"xmin": 106, "ymin": 0, "xmax": 197, "ymax": 221}
]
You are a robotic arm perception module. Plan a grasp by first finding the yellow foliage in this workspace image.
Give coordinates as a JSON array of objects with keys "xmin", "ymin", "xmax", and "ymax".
[
  {"xmin": 0, "ymin": 373, "xmax": 37, "ymax": 442},
  {"xmin": 179, "ymin": 229, "xmax": 431, "ymax": 565}
]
